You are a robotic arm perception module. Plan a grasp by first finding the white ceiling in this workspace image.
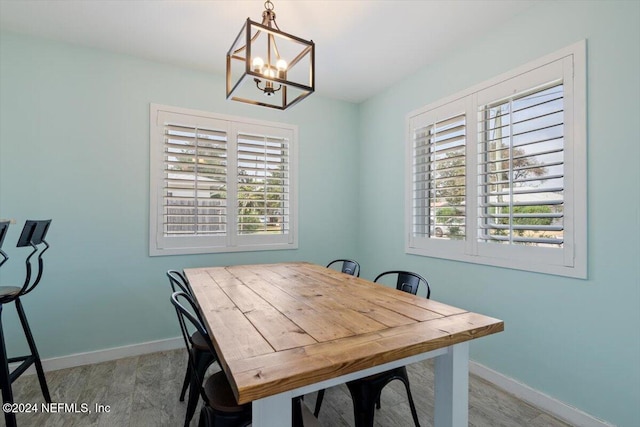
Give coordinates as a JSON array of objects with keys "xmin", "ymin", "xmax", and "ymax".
[{"xmin": 0, "ymin": 0, "xmax": 536, "ymax": 103}]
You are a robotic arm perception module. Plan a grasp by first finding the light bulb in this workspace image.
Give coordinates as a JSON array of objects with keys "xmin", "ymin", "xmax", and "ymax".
[
  {"xmin": 264, "ymin": 67, "xmax": 276, "ymax": 78},
  {"xmin": 252, "ymin": 57, "xmax": 264, "ymax": 72},
  {"xmin": 276, "ymin": 59, "xmax": 287, "ymax": 79},
  {"xmin": 276, "ymin": 59, "xmax": 287, "ymax": 71}
]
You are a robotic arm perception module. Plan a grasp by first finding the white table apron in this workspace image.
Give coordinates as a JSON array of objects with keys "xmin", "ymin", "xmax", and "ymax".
[{"xmin": 250, "ymin": 341, "xmax": 470, "ymax": 427}]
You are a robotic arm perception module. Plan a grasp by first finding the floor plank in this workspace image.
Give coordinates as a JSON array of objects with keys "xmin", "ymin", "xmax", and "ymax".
[{"xmin": 7, "ymin": 349, "xmax": 572, "ymax": 426}]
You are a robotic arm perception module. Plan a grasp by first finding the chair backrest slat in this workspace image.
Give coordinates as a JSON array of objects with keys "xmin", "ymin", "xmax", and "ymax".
[{"xmin": 167, "ymin": 270, "xmax": 192, "ymax": 295}]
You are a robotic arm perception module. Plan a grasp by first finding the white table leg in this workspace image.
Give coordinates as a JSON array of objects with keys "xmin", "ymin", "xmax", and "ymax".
[
  {"xmin": 252, "ymin": 391, "xmax": 292, "ymax": 427},
  {"xmin": 434, "ymin": 341, "xmax": 469, "ymax": 427}
]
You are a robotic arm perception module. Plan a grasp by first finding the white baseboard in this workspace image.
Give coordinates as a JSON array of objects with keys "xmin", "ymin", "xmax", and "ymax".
[
  {"xmin": 17, "ymin": 340, "xmax": 613, "ymax": 427},
  {"xmin": 469, "ymin": 361, "xmax": 614, "ymax": 427},
  {"xmin": 13, "ymin": 337, "xmax": 183, "ymax": 374}
]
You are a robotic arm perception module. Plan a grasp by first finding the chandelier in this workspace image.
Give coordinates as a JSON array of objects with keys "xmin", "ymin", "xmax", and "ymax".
[{"xmin": 226, "ymin": 0, "xmax": 315, "ymax": 110}]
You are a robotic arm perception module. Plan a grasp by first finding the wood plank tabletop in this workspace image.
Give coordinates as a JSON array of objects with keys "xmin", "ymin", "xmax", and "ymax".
[{"xmin": 185, "ymin": 262, "xmax": 504, "ymax": 405}]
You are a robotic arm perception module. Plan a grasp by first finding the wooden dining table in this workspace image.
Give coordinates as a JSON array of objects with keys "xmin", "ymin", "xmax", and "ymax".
[{"xmin": 184, "ymin": 262, "xmax": 504, "ymax": 427}]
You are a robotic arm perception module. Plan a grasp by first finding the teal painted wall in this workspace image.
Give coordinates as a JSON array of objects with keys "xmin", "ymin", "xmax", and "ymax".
[
  {"xmin": 1, "ymin": 1, "xmax": 639, "ymax": 426},
  {"xmin": 0, "ymin": 32, "xmax": 359, "ymax": 356},
  {"xmin": 356, "ymin": 1, "xmax": 639, "ymax": 426}
]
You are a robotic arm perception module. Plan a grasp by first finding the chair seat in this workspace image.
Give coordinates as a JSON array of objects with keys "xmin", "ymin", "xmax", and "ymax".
[
  {"xmin": 190, "ymin": 331, "xmax": 209, "ymax": 350},
  {"xmin": 204, "ymin": 371, "xmax": 251, "ymax": 414},
  {"xmin": 353, "ymin": 370, "xmax": 393, "ymax": 383},
  {"xmin": 0, "ymin": 286, "xmax": 21, "ymax": 302},
  {"xmin": 348, "ymin": 366, "xmax": 406, "ymax": 387}
]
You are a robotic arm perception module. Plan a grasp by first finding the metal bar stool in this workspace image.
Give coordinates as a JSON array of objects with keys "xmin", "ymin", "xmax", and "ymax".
[{"xmin": 0, "ymin": 220, "xmax": 52, "ymax": 427}]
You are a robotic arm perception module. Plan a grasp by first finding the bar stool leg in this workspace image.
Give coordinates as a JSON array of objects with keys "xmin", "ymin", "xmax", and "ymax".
[
  {"xmin": 0, "ymin": 305, "xmax": 18, "ymax": 427},
  {"xmin": 14, "ymin": 298, "xmax": 51, "ymax": 402}
]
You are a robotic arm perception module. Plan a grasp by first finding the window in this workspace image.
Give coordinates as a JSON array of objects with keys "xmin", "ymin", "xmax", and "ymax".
[
  {"xmin": 150, "ymin": 104, "xmax": 297, "ymax": 255},
  {"xmin": 406, "ymin": 41, "xmax": 586, "ymax": 278}
]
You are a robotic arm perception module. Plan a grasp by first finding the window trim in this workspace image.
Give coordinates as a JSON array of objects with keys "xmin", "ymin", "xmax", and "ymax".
[
  {"xmin": 405, "ymin": 41, "xmax": 586, "ymax": 278},
  {"xmin": 149, "ymin": 104, "xmax": 298, "ymax": 256}
]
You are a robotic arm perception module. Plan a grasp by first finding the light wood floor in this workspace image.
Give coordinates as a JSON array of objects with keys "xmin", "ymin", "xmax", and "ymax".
[{"xmin": 7, "ymin": 349, "xmax": 572, "ymax": 427}]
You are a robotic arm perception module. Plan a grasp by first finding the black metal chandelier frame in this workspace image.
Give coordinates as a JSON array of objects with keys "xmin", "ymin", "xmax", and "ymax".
[{"xmin": 226, "ymin": 1, "xmax": 315, "ymax": 110}]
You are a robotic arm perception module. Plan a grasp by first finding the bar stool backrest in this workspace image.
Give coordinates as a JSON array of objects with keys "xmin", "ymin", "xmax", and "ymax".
[
  {"xmin": 17, "ymin": 220, "xmax": 51, "ymax": 247},
  {"xmin": 0, "ymin": 221, "xmax": 9, "ymax": 268},
  {"xmin": 16, "ymin": 219, "xmax": 52, "ymax": 298}
]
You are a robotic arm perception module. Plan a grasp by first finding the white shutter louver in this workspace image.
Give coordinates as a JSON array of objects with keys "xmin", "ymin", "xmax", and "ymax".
[
  {"xmin": 413, "ymin": 112, "xmax": 466, "ymax": 240},
  {"xmin": 478, "ymin": 83, "xmax": 565, "ymax": 247},
  {"xmin": 164, "ymin": 124, "xmax": 227, "ymax": 236},
  {"xmin": 237, "ymin": 132, "xmax": 289, "ymax": 235}
]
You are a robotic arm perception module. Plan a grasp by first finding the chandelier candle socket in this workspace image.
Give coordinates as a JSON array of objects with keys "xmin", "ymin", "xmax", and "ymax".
[{"xmin": 226, "ymin": 0, "xmax": 315, "ymax": 110}]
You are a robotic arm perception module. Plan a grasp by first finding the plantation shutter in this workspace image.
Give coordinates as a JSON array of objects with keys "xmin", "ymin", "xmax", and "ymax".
[
  {"xmin": 236, "ymin": 130, "xmax": 290, "ymax": 236},
  {"xmin": 163, "ymin": 123, "xmax": 227, "ymax": 236},
  {"xmin": 477, "ymin": 83, "xmax": 565, "ymax": 247},
  {"xmin": 412, "ymin": 112, "xmax": 466, "ymax": 240},
  {"xmin": 406, "ymin": 45, "xmax": 584, "ymax": 277},
  {"xmin": 151, "ymin": 104, "xmax": 298, "ymax": 255}
]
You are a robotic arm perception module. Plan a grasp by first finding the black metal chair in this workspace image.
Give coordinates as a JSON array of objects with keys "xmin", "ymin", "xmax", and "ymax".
[
  {"xmin": 171, "ymin": 290, "xmax": 251, "ymax": 427},
  {"xmin": 312, "ymin": 258, "xmax": 361, "ymax": 418},
  {"xmin": 314, "ymin": 270, "xmax": 429, "ymax": 427},
  {"xmin": 0, "ymin": 219, "xmax": 52, "ymax": 427},
  {"xmin": 326, "ymin": 259, "xmax": 361, "ymax": 277},
  {"xmin": 167, "ymin": 270, "xmax": 216, "ymax": 426},
  {"xmin": 170, "ymin": 291, "xmax": 305, "ymax": 427},
  {"xmin": 348, "ymin": 271, "xmax": 429, "ymax": 427}
]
